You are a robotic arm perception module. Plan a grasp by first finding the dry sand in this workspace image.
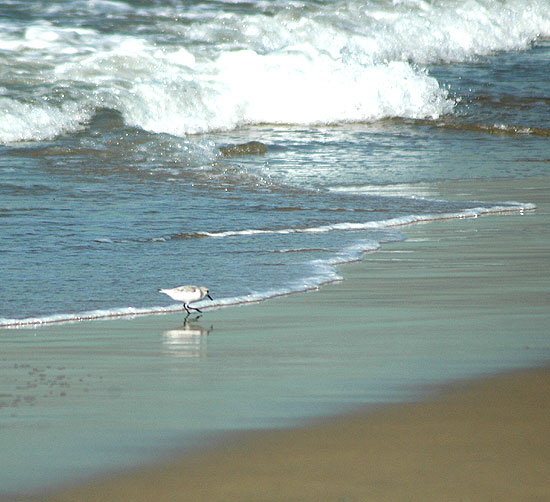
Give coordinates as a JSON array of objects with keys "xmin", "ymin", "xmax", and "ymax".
[
  {"xmin": 39, "ymin": 177, "xmax": 550, "ymax": 501},
  {"xmin": 45, "ymin": 368, "xmax": 550, "ymax": 502}
]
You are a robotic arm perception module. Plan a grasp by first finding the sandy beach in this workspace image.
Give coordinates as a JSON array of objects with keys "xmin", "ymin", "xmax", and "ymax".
[
  {"xmin": 26, "ymin": 176, "xmax": 548, "ymax": 502},
  {"xmin": 2, "ymin": 1, "xmax": 549, "ymax": 499}
]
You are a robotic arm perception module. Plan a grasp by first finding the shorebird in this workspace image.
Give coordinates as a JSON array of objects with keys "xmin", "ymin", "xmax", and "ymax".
[{"xmin": 159, "ymin": 285, "xmax": 213, "ymax": 314}]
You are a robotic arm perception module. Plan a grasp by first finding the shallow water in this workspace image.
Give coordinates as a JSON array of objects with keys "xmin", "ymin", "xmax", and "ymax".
[{"xmin": 1, "ymin": 0, "xmax": 550, "ymax": 495}]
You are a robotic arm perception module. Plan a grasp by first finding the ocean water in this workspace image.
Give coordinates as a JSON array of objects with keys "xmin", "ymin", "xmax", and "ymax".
[
  {"xmin": 1, "ymin": 0, "xmax": 549, "ymax": 495},
  {"xmin": 1, "ymin": 0, "xmax": 548, "ymax": 325}
]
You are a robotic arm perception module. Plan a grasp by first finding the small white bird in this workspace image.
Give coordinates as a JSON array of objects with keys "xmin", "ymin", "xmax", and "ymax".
[{"xmin": 159, "ymin": 285, "xmax": 213, "ymax": 314}]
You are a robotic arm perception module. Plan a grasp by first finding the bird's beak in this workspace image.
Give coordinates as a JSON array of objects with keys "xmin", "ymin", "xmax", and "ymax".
[{"xmin": 207, "ymin": 293, "xmax": 213, "ymax": 301}]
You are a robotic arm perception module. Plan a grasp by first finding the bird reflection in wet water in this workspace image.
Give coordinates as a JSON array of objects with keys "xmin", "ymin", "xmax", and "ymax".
[{"xmin": 162, "ymin": 316, "xmax": 213, "ymax": 359}]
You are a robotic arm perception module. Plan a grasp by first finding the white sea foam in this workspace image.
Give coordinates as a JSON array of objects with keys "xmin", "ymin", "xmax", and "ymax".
[
  {"xmin": 0, "ymin": 96, "xmax": 92, "ymax": 143},
  {"xmin": 196, "ymin": 202, "xmax": 535, "ymax": 239},
  {"xmin": 181, "ymin": 0, "xmax": 550, "ymax": 64},
  {"xmin": 1, "ymin": 0, "xmax": 548, "ymax": 142},
  {"xmin": 51, "ymin": 42, "xmax": 452, "ymax": 137}
]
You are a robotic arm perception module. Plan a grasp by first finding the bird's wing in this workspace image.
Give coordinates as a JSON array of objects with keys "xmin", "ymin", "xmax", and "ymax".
[
  {"xmin": 173, "ymin": 286, "xmax": 199, "ymax": 294},
  {"xmin": 175, "ymin": 285, "xmax": 198, "ymax": 293}
]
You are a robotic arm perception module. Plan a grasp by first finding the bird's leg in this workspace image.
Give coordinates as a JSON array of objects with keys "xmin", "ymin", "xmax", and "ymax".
[{"xmin": 184, "ymin": 304, "xmax": 202, "ymax": 313}]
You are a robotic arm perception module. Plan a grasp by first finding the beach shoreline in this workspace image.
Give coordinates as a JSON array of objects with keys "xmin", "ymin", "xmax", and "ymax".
[
  {"xmin": 9, "ymin": 175, "xmax": 550, "ymax": 501},
  {"xmin": 2, "ymin": 1, "xmax": 549, "ymax": 499}
]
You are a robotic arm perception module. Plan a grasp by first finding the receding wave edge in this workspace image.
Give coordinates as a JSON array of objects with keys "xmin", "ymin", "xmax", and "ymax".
[{"xmin": 0, "ymin": 202, "xmax": 534, "ymax": 328}]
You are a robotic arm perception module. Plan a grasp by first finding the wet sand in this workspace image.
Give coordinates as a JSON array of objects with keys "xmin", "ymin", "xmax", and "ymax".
[{"xmin": 31, "ymin": 177, "xmax": 550, "ymax": 501}]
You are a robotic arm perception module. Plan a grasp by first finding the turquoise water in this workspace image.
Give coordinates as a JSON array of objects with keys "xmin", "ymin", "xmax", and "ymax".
[{"xmin": 1, "ymin": 0, "xmax": 549, "ymax": 495}]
